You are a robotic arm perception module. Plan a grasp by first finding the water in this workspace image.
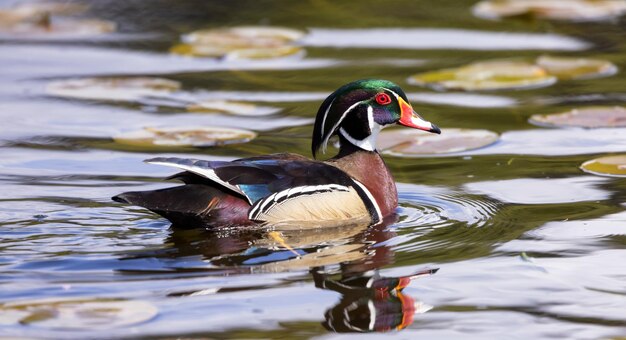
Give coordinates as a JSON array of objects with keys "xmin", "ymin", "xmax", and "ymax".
[{"xmin": 1, "ymin": 0, "xmax": 626, "ymax": 338}]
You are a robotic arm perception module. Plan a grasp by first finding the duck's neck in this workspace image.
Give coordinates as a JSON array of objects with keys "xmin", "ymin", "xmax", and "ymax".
[{"xmin": 326, "ymin": 135, "xmax": 398, "ymax": 218}]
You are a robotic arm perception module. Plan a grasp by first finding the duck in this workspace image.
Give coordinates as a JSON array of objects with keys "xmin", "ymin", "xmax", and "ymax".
[{"xmin": 113, "ymin": 79, "xmax": 440, "ymax": 228}]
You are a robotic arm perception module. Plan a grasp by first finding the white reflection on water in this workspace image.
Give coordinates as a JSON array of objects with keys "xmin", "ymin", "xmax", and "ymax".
[
  {"xmin": 187, "ymin": 91, "xmax": 517, "ymax": 108},
  {"xmin": 0, "ymin": 44, "xmax": 340, "ymax": 81},
  {"xmin": 408, "ymin": 92, "xmax": 517, "ymax": 108},
  {"xmin": 0, "ymin": 147, "xmax": 235, "ymax": 178},
  {"xmin": 497, "ymin": 209, "xmax": 626, "ymax": 255},
  {"xmin": 0, "ymin": 99, "xmax": 311, "ymax": 140},
  {"xmin": 302, "ymin": 28, "xmax": 589, "ymax": 51},
  {"xmin": 463, "ymin": 177, "xmax": 610, "ymax": 204},
  {"xmin": 444, "ymin": 128, "xmax": 626, "ymax": 157}
]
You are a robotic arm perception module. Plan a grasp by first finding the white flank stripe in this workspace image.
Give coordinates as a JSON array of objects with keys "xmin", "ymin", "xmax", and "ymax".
[
  {"xmin": 351, "ymin": 179, "xmax": 382, "ymax": 224},
  {"xmin": 248, "ymin": 199, "xmax": 262, "ymax": 218},
  {"xmin": 259, "ymin": 192, "xmax": 278, "ymax": 212},
  {"xmin": 248, "ymin": 184, "xmax": 351, "ymax": 220},
  {"xmin": 273, "ymin": 188, "xmax": 291, "ymax": 202}
]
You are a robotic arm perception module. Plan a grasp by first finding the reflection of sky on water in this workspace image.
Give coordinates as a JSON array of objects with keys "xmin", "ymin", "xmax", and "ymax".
[
  {"xmin": 302, "ymin": 28, "xmax": 589, "ymax": 51},
  {"xmin": 463, "ymin": 177, "xmax": 611, "ymax": 204}
]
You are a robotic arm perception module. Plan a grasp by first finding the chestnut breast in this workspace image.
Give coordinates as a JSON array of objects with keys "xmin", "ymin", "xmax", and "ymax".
[{"xmin": 327, "ymin": 151, "xmax": 398, "ymax": 218}]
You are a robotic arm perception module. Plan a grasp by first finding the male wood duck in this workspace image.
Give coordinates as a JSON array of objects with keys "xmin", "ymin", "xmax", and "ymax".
[
  {"xmin": 113, "ymin": 79, "xmax": 440, "ymax": 227},
  {"xmin": 312, "ymin": 268, "xmax": 438, "ymax": 332}
]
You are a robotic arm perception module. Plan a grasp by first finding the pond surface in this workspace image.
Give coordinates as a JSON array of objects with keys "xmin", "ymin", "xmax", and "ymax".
[{"xmin": 1, "ymin": 0, "xmax": 626, "ymax": 338}]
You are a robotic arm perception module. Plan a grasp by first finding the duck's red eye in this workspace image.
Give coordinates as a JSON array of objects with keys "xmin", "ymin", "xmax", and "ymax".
[{"xmin": 375, "ymin": 93, "xmax": 392, "ymax": 105}]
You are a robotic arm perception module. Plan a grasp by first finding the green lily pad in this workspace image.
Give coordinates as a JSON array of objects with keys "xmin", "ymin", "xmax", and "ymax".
[
  {"xmin": 0, "ymin": 3, "xmax": 115, "ymax": 37},
  {"xmin": 473, "ymin": 0, "xmax": 626, "ymax": 22},
  {"xmin": 0, "ymin": 298, "xmax": 157, "ymax": 329},
  {"xmin": 581, "ymin": 155, "xmax": 626, "ymax": 177},
  {"xmin": 187, "ymin": 100, "xmax": 280, "ymax": 116},
  {"xmin": 113, "ymin": 126, "xmax": 257, "ymax": 147},
  {"xmin": 408, "ymin": 60, "xmax": 556, "ymax": 91},
  {"xmin": 46, "ymin": 77, "xmax": 182, "ymax": 102},
  {"xmin": 377, "ymin": 128, "xmax": 499, "ymax": 156},
  {"xmin": 536, "ymin": 55, "xmax": 618, "ymax": 80},
  {"xmin": 529, "ymin": 106, "xmax": 626, "ymax": 128},
  {"xmin": 171, "ymin": 26, "xmax": 305, "ymax": 59}
]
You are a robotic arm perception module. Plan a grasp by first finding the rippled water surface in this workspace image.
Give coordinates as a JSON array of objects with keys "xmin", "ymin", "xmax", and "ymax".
[{"xmin": 1, "ymin": 0, "xmax": 626, "ymax": 338}]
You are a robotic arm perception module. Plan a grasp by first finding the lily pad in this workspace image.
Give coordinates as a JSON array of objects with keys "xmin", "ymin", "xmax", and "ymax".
[
  {"xmin": 0, "ymin": 298, "xmax": 157, "ymax": 329},
  {"xmin": 113, "ymin": 126, "xmax": 257, "ymax": 147},
  {"xmin": 171, "ymin": 26, "xmax": 305, "ymax": 59},
  {"xmin": 0, "ymin": 3, "xmax": 115, "ymax": 38},
  {"xmin": 46, "ymin": 77, "xmax": 182, "ymax": 102},
  {"xmin": 473, "ymin": 0, "xmax": 626, "ymax": 22},
  {"xmin": 187, "ymin": 100, "xmax": 280, "ymax": 116},
  {"xmin": 529, "ymin": 106, "xmax": 626, "ymax": 128},
  {"xmin": 183, "ymin": 26, "xmax": 304, "ymax": 45},
  {"xmin": 408, "ymin": 60, "xmax": 556, "ymax": 91},
  {"xmin": 377, "ymin": 128, "xmax": 499, "ymax": 156},
  {"xmin": 536, "ymin": 55, "xmax": 618, "ymax": 80},
  {"xmin": 581, "ymin": 155, "xmax": 626, "ymax": 177}
]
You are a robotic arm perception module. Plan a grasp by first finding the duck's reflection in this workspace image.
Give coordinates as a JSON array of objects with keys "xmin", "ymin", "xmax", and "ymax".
[
  {"xmin": 130, "ymin": 216, "xmax": 437, "ymax": 333},
  {"xmin": 312, "ymin": 267, "xmax": 437, "ymax": 333}
]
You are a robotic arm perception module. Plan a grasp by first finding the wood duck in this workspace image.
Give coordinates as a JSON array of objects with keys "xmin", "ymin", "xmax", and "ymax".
[
  {"xmin": 113, "ymin": 79, "xmax": 441, "ymax": 227},
  {"xmin": 312, "ymin": 268, "xmax": 438, "ymax": 332}
]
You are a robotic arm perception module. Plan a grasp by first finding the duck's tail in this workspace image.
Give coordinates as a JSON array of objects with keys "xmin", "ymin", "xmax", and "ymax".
[{"xmin": 113, "ymin": 184, "xmax": 251, "ymax": 227}]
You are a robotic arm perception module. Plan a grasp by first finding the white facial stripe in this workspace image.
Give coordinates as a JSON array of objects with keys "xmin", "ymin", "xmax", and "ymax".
[
  {"xmin": 320, "ymin": 96, "xmax": 336, "ymax": 139},
  {"xmin": 321, "ymin": 88, "xmax": 402, "ymax": 154},
  {"xmin": 339, "ymin": 105, "xmax": 385, "ymax": 152},
  {"xmin": 321, "ymin": 99, "xmax": 365, "ymax": 154},
  {"xmin": 367, "ymin": 104, "xmax": 375, "ymax": 132},
  {"xmin": 382, "ymin": 87, "xmax": 401, "ymax": 100}
]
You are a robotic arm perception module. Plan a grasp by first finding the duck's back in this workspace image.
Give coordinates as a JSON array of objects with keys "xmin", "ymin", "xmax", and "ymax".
[{"xmin": 113, "ymin": 153, "xmax": 382, "ymax": 227}]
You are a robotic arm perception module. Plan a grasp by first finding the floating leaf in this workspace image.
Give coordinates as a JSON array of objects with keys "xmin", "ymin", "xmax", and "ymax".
[
  {"xmin": 113, "ymin": 126, "xmax": 256, "ymax": 147},
  {"xmin": 377, "ymin": 128, "xmax": 499, "ymax": 156},
  {"xmin": 223, "ymin": 46, "xmax": 304, "ymax": 60},
  {"xmin": 529, "ymin": 106, "xmax": 626, "ymax": 128},
  {"xmin": 0, "ymin": 3, "xmax": 115, "ymax": 38},
  {"xmin": 408, "ymin": 60, "xmax": 556, "ymax": 91},
  {"xmin": 581, "ymin": 155, "xmax": 626, "ymax": 177},
  {"xmin": 187, "ymin": 100, "xmax": 280, "ymax": 116},
  {"xmin": 171, "ymin": 26, "xmax": 305, "ymax": 59},
  {"xmin": 473, "ymin": 0, "xmax": 626, "ymax": 22},
  {"xmin": 170, "ymin": 44, "xmax": 304, "ymax": 59},
  {"xmin": 536, "ymin": 55, "xmax": 618, "ymax": 80},
  {"xmin": 0, "ymin": 298, "xmax": 157, "ymax": 329},
  {"xmin": 46, "ymin": 77, "xmax": 182, "ymax": 102},
  {"xmin": 184, "ymin": 26, "xmax": 304, "ymax": 45}
]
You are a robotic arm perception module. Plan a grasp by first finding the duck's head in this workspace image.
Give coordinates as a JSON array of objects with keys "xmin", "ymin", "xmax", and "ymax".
[{"xmin": 312, "ymin": 79, "xmax": 441, "ymax": 158}]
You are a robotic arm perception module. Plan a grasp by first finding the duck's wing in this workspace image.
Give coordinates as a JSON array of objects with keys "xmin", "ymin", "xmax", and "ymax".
[{"xmin": 145, "ymin": 155, "xmax": 381, "ymax": 224}]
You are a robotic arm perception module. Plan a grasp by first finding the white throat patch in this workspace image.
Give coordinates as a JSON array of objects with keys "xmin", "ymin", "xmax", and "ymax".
[{"xmin": 339, "ymin": 105, "xmax": 384, "ymax": 152}]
